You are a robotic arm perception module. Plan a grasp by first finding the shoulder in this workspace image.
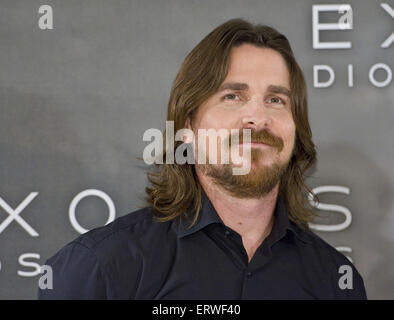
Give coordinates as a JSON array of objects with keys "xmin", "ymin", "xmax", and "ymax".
[
  {"xmin": 72, "ymin": 206, "xmax": 164, "ymax": 251},
  {"xmin": 38, "ymin": 206, "xmax": 176, "ymax": 299},
  {"xmin": 292, "ymin": 224, "xmax": 367, "ymax": 299},
  {"xmin": 70, "ymin": 206, "xmax": 177, "ymax": 257},
  {"xmin": 294, "ymin": 225, "xmax": 351, "ymax": 266}
]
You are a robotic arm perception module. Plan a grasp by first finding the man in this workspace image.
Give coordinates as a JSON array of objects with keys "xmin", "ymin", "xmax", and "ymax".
[{"xmin": 38, "ymin": 19, "xmax": 367, "ymax": 299}]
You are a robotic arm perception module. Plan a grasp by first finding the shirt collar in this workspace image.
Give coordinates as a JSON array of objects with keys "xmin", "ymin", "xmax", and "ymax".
[
  {"xmin": 177, "ymin": 190, "xmax": 222, "ymax": 238},
  {"xmin": 177, "ymin": 189, "xmax": 312, "ymax": 245},
  {"xmin": 265, "ymin": 193, "xmax": 312, "ymax": 246}
]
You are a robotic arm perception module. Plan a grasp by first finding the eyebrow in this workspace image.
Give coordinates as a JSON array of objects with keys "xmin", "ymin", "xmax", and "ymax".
[
  {"xmin": 267, "ymin": 85, "xmax": 291, "ymax": 97},
  {"xmin": 217, "ymin": 82, "xmax": 291, "ymax": 97},
  {"xmin": 217, "ymin": 82, "xmax": 249, "ymax": 92}
]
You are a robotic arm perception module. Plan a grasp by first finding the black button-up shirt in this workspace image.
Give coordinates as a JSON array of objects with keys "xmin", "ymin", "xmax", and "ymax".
[{"xmin": 38, "ymin": 191, "xmax": 367, "ymax": 300}]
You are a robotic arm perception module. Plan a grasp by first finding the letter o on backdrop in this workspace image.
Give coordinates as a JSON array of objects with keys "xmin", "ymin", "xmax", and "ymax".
[{"xmin": 68, "ymin": 189, "xmax": 116, "ymax": 234}]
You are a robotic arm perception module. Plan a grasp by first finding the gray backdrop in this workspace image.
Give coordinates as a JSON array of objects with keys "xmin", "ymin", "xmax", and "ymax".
[{"xmin": 0, "ymin": 0, "xmax": 393, "ymax": 299}]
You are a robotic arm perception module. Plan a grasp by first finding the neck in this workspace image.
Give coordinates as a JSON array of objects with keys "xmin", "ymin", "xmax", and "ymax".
[{"xmin": 196, "ymin": 169, "xmax": 279, "ymax": 261}]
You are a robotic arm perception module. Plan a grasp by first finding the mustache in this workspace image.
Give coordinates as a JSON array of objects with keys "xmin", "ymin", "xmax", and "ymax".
[{"xmin": 228, "ymin": 128, "xmax": 284, "ymax": 151}]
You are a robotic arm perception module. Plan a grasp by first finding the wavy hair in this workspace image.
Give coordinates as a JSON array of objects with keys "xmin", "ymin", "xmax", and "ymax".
[{"xmin": 146, "ymin": 18, "xmax": 319, "ymax": 230}]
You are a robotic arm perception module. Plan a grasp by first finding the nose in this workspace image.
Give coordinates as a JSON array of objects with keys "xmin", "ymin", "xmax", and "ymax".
[{"xmin": 241, "ymin": 96, "xmax": 272, "ymax": 131}]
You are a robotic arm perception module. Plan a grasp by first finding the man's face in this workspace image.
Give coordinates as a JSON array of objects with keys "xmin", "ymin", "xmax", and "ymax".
[{"xmin": 191, "ymin": 44, "xmax": 296, "ymax": 198}]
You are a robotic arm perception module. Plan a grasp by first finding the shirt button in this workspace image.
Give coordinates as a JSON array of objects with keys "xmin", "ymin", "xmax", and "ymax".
[
  {"xmin": 224, "ymin": 230, "xmax": 230, "ymax": 237},
  {"xmin": 246, "ymin": 271, "xmax": 253, "ymax": 277}
]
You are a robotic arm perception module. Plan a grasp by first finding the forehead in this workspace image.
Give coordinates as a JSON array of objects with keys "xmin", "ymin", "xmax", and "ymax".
[{"xmin": 225, "ymin": 44, "xmax": 290, "ymax": 88}]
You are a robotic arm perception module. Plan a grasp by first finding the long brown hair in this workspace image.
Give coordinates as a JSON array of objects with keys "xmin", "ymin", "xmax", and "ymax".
[{"xmin": 146, "ymin": 18, "xmax": 319, "ymax": 230}]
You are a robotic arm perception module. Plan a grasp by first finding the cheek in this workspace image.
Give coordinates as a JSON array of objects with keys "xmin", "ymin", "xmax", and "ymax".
[
  {"xmin": 284, "ymin": 126, "xmax": 296, "ymax": 154},
  {"xmin": 196, "ymin": 109, "xmax": 237, "ymax": 130},
  {"xmin": 277, "ymin": 116, "xmax": 296, "ymax": 152}
]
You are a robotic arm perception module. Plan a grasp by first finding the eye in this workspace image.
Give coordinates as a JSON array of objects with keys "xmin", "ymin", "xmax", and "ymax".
[
  {"xmin": 267, "ymin": 96, "xmax": 285, "ymax": 105},
  {"xmin": 222, "ymin": 93, "xmax": 240, "ymax": 101}
]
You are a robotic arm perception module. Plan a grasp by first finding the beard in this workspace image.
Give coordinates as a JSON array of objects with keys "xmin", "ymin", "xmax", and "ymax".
[{"xmin": 195, "ymin": 128, "xmax": 292, "ymax": 199}]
